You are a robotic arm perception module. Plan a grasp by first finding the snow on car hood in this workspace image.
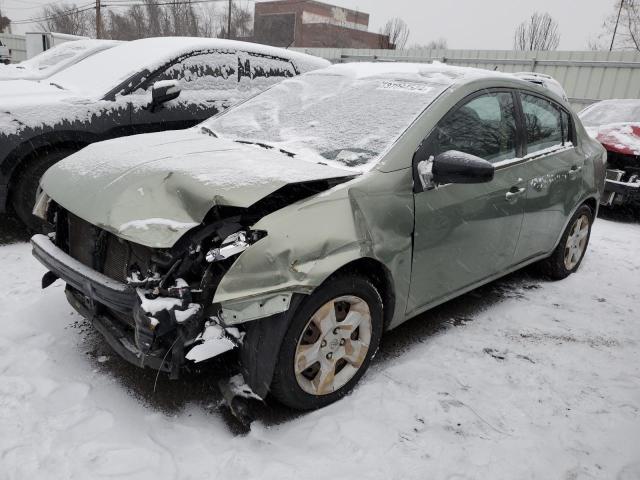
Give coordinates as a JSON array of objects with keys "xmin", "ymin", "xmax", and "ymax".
[
  {"xmin": 0, "ymin": 79, "xmax": 75, "ymax": 98},
  {"xmin": 0, "ymin": 80, "xmax": 104, "ymax": 137},
  {"xmin": 41, "ymin": 129, "xmax": 356, "ymax": 248}
]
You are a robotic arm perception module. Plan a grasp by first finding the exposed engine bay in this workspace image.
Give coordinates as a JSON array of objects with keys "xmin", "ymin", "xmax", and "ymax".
[{"xmin": 32, "ymin": 176, "xmax": 351, "ymax": 409}]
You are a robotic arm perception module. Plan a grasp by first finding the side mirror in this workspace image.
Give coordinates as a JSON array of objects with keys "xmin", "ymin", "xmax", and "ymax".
[
  {"xmin": 426, "ymin": 150, "xmax": 495, "ymax": 187},
  {"xmin": 150, "ymin": 80, "xmax": 181, "ymax": 112}
]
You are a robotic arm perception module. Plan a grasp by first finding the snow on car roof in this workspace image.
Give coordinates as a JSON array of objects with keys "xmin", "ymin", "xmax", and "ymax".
[
  {"xmin": 314, "ymin": 61, "xmax": 513, "ymax": 84},
  {"xmin": 48, "ymin": 36, "xmax": 329, "ymax": 98}
]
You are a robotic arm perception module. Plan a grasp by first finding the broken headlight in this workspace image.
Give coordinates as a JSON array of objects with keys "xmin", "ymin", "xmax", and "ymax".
[{"xmin": 206, "ymin": 230, "xmax": 265, "ymax": 263}]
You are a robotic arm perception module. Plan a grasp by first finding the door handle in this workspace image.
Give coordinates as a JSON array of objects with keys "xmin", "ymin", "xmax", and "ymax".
[
  {"xmin": 568, "ymin": 165, "xmax": 583, "ymax": 179},
  {"xmin": 505, "ymin": 187, "xmax": 526, "ymax": 202}
]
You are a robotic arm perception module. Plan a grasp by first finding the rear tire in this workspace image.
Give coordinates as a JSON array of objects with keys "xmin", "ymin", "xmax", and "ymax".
[
  {"xmin": 270, "ymin": 275, "xmax": 383, "ymax": 411},
  {"xmin": 10, "ymin": 148, "xmax": 75, "ymax": 232},
  {"xmin": 538, "ymin": 204, "xmax": 594, "ymax": 280}
]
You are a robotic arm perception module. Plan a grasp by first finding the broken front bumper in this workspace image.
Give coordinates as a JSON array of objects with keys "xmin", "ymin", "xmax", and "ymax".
[
  {"xmin": 31, "ymin": 234, "xmax": 136, "ymax": 313},
  {"xmin": 31, "ymin": 234, "xmax": 175, "ymax": 370},
  {"xmin": 603, "ymin": 169, "xmax": 640, "ymax": 206},
  {"xmin": 31, "ymin": 234, "xmax": 237, "ymax": 376}
]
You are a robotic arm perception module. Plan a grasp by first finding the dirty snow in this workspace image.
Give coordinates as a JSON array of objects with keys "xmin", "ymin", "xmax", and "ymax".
[
  {"xmin": 1, "ymin": 217, "xmax": 639, "ymax": 479},
  {"xmin": 185, "ymin": 322, "xmax": 236, "ymax": 363}
]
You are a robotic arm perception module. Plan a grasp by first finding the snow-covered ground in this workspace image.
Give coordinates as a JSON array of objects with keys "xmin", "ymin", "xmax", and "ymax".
[{"xmin": 1, "ymin": 217, "xmax": 639, "ymax": 480}]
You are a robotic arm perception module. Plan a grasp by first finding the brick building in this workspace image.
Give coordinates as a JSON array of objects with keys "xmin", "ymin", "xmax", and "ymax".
[{"xmin": 253, "ymin": 0, "xmax": 393, "ymax": 49}]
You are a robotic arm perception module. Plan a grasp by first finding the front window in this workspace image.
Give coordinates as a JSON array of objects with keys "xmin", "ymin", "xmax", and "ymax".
[
  {"xmin": 135, "ymin": 51, "xmax": 297, "ymax": 102},
  {"xmin": 202, "ymin": 72, "xmax": 451, "ymax": 171},
  {"xmin": 425, "ymin": 92, "xmax": 518, "ymax": 163}
]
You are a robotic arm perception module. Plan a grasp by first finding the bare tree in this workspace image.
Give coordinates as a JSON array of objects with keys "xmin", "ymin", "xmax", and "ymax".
[
  {"xmin": 514, "ymin": 12, "xmax": 560, "ymax": 51},
  {"xmin": 38, "ymin": 3, "xmax": 93, "ymax": 37},
  {"xmin": 380, "ymin": 17, "xmax": 410, "ymax": 49},
  {"xmin": 594, "ymin": 0, "xmax": 640, "ymax": 51},
  {"xmin": 413, "ymin": 38, "xmax": 448, "ymax": 50},
  {"xmin": 218, "ymin": 1, "xmax": 253, "ymax": 39},
  {"xmin": 0, "ymin": 9, "xmax": 11, "ymax": 33}
]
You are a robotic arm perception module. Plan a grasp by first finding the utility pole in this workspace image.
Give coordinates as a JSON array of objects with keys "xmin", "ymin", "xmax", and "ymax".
[
  {"xmin": 96, "ymin": 0, "xmax": 102, "ymax": 39},
  {"xmin": 610, "ymin": 0, "xmax": 624, "ymax": 51},
  {"xmin": 227, "ymin": 0, "xmax": 232, "ymax": 39}
]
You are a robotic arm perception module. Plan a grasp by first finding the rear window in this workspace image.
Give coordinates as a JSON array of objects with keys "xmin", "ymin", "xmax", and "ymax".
[{"xmin": 521, "ymin": 93, "xmax": 563, "ymax": 153}]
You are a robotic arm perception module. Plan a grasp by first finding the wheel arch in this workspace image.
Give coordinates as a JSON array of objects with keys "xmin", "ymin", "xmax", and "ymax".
[
  {"xmin": 322, "ymin": 257, "xmax": 396, "ymax": 331},
  {"xmin": 3, "ymin": 131, "xmax": 96, "ymax": 211},
  {"xmin": 238, "ymin": 256, "xmax": 396, "ymax": 399},
  {"xmin": 550, "ymin": 195, "xmax": 599, "ymax": 254},
  {"xmin": 581, "ymin": 196, "xmax": 598, "ymax": 216}
]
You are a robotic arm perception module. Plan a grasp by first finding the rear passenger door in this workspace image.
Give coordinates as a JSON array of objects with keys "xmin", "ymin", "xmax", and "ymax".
[{"xmin": 512, "ymin": 92, "xmax": 584, "ymax": 262}]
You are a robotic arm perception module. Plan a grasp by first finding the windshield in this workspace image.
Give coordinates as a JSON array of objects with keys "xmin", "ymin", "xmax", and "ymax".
[
  {"xmin": 579, "ymin": 100, "xmax": 640, "ymax": 127},
  {"xmin": 47, "ymin": 41, "xmax": 155, "ymax": 97},
  {"xmin": 18, "ymin": 41, "xmax": 96, "ymax": 71},
  {"xmin": 203, "ymin": 71, "xmax": 450, "ymax": 171}
]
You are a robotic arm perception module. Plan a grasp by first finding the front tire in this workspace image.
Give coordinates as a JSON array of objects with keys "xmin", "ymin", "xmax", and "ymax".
[
  {"xmin": 10, "ymin": 148, "xmax": 75, "ymax": 232},
  {"xmin": 271, "ymin": 275, "xmax": 383, "ymax": 410},
  {"xmin": 538, "ymin": 204, "xmax": 594, "ymax": 280}
]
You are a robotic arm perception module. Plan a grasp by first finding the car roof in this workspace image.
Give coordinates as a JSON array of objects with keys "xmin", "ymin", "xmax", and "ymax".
[
  {"xmin": 105, "ymin": 36, "xmax": 329, "ymax": 69},
  {"xmin": 589, "ymin": 98, "xmax": 640, "ymax": 107},
  {"xmin": 315, "ymin": 62, "xmax": 514, "ymax": 83}
]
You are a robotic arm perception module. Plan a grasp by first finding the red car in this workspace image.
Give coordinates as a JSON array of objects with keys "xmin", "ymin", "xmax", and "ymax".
[{"xmin": 579, "ymin": 99, "xmax": 640, "ymax": 207}]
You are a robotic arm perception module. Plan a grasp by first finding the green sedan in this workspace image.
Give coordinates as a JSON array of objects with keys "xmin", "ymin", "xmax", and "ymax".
[{"xmin": 31, "ymin": 62, "xmax": 606, "ymax": 414}]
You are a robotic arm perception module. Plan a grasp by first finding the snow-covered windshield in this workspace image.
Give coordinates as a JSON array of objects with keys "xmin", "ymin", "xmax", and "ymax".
[
  {"xmin": 17, "ymin": 40, "xmax": 118, "ymax": 71},
  {"xmin": 579, "ymin": 100, "xmax": 640, "ymax": 127},
  {"xmin": 46, "ymin": 40, "xmax": 165, "ymax": 97},
  {"xmin": 203, "ymin": 71, "xmax": 450, "ymax": 171}
]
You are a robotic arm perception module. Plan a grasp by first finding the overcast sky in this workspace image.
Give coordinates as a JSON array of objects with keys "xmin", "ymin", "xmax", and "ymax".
[{"xmin": 0, "ymin": 0, "xmax": 614, "ymax": 50}]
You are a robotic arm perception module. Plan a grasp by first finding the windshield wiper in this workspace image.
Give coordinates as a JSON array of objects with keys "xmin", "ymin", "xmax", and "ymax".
[
  {"xmin": 49, "ymin": 82, "xmax": 64, "ymax": 90},
  {"xmin": 234, "ymin": 139, "xmax": 296, "ymax": 158}
]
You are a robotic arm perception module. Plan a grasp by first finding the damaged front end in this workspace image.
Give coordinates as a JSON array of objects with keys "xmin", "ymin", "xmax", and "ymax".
[
  {"xmin": 31, "ymin": 170, "xmax": 356, "ymax": 393},
  {"xmin": 31, "ymin": 200, "xmax": 271, "ymax": 381}
]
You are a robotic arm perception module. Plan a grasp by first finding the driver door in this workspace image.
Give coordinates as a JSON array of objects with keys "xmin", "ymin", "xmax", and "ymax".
[{"xmin": 407, "ymin": 90, "xmax": 528, "ymax": 316}]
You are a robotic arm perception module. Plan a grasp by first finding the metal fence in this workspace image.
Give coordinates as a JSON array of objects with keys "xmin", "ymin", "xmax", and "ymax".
[
  {"xmin": 0, "ymin": 33, "xmax": 27, "ymax": 62},
  {"xmin": 293, "ymin": 48, "xmax": 640, "ymax": 112}
]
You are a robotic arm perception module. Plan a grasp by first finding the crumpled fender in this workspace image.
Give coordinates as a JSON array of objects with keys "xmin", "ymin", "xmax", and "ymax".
[{"xmin": 213, "ymin": 168, "xmax": 416, "ymax": 329}]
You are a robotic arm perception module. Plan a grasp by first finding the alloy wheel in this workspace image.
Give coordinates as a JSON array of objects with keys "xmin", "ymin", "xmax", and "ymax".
[
  {"xmin": 564, "ymin": 214, "xmax": 590, "ymax": 270},
  {"xmin": 294, "ymin": 295, "xmax": 372, "ymax": 396}
]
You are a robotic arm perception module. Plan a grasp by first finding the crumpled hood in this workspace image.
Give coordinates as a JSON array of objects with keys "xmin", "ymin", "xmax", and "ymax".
[{"xmin": 41, "ymin": 129, "xmax": 356, "ymax": 248}]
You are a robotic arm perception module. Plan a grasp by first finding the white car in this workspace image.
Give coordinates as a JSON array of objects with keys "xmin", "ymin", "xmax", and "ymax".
[
  {"xmin": 0, "ymin": 39, "xmax": 10, "ymax": 65},
  {"xmin": 0, "ymin": 39, "xmax": 121, "ymax": 81},
  {"xmin": 514, "ymin": 72, "xmax": 568, "ymax": 102}
]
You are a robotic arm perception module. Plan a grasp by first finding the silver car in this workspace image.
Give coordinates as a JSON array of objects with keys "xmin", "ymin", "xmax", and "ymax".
[{"xmin": 31, "ymin": 63, "xmax": 606, "ymax": 416}]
